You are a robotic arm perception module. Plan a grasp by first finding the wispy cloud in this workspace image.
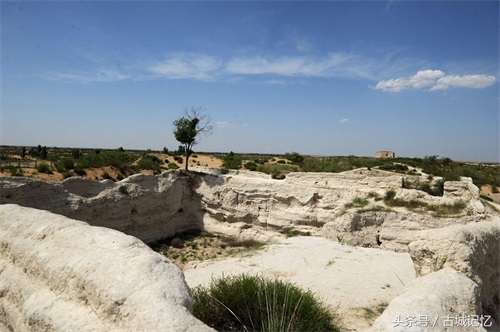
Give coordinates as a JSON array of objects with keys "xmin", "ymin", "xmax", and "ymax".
[
  {"xmin": 340, "ymin": 118, "xmax": 349, "ymax": 124},
  {"xmin": 373, "ymin": 69, "xmax": 497, "ymax": 92},
  {"xmin": 46, "ymin": 51, "xmax": 388, "ymax": 84},
  {"xmin": 225, "ymin": 53, "xmax": 374, "ymax": 79},
  {"xmin": 148, "ymin": 53, "xmax": 221, "ymax": 80},
  {"xmin": 216, "ymin": 121, "xmax": 230, "ymax": 128},
  {"xmin": 45, "ymin": 68, "xmax": 129, "ymax": 83},
  {"xmin": 47, "ymin": 51, "xmax": 494, "ymax": 91}
]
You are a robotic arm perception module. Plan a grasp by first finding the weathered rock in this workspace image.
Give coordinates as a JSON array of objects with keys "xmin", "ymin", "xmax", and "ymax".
[
  {"xmin": 408, "ymin": 219, "xmax": 500, "ymax": 323},
  {"xmin": 0, "ymin": 169, "xmax": 495, "ymax": 248},
  {"xmin": 368, "ymin": 268, "xmax": 486, "ymax": 332},
  {"xmin": 0, "ymin": 172, "xmax": 205, "ymax": 243},
  {"xmin": 0, "ymin": 204, "xmax": 212, "ymax": 332}
]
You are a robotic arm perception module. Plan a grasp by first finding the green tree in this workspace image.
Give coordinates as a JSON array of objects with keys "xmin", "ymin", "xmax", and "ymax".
[
  {"xmin": 173, "ymin": 107, "xmax": 212, "ymax": 170},
  {"xmin": 284, "ymin": 151, "xmax": 305, "ymax": 164},
  {"xmin": 40, "ymin": 146, "xmax": 48, "ymax": 160},
  {"xmin": 72, "ymin": 149, "xmax": 81, "ymax": 160}
]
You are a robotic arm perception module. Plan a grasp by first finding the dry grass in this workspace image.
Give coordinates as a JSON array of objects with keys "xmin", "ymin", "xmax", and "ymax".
[{"xmin": 152, "ymin": 231, "xmax": 265, "ymax": 269}]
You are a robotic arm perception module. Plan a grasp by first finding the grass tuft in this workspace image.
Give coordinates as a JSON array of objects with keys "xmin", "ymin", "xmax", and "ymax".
[{"xmin": 192, "ymin": 274, "xmax": 342, "ymax": 332}]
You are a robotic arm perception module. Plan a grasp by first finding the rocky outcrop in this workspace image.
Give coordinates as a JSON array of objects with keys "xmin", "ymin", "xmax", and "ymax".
[
  {"xmin": 0, "ymin": 204, "xmax": 212, "ymax": 331},
  {"xmin": 408, "ymin": 220, "xmax": 500, "ymax": 323},
  {"xmin": 368, "ymin": 268, "xmax": 486, "ymax": 332},
  {"xmin": 0, "ymin": 172, "xmax": 205, "ymax": 243},
  {"xmin": 196, "ymin": 170, "xmax": 491, "ymax": 244},
  {"xmin": 0, "ymin": 169, "xmax": 494, "ymax": 247}
]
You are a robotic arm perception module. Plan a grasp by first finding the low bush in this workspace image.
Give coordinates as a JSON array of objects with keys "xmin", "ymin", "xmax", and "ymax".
[
  {"xmin": 222, "ymin": 152, "xmax": 242, "ymax": 169},
  {"xmin": 284, "ymin": 152, "xmax": 305, "ymax": 164},
  {"xmin": 384, "ymin": 190, "xmax": 396, "ymax": 201},
  {"xmin": 257, "ymin": 163, "xmax": 298, "ymax": 179},
  {"xmin": 244, "ymin": 162, "xmax": 257, "ymax": 171},
  {"xmin": 102, "ymin": 172, "xmax": 114, "ymax": 181},
  {"xmin": 8, "ymin": 166, "xmax": 24, "ymax": 177},
  {"xmin": 192, "ymin": 274, "xmax": 341, "ymax": 332},
  {"xmin": 37, "ymin": 162, "xmax": 53, "ymax": 174},
  {"xmin": 168, "ymin": 162, "xmax": 179, "ymax": 170},
  {"xmin": 137, "ymin": 154, "xmax": 162, "ymax": 172},
  {"xmin": 57, "ymin": 157, "xmax": 75, "ymax": 171},
  {"xmin": 74, "ymin": 168, "xmax": 86, "ymax": 176},
  {"xmin": 77, "ymin": 150, "xmax": 135, "ymax": 170}
]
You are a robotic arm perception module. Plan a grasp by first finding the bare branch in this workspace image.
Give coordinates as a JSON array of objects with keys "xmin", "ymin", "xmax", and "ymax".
[{"xmin": 182, "ymin": 106, "xmax": 213, "ymax": 137}]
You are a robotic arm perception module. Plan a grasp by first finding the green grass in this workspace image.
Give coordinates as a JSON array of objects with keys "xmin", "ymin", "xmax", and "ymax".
[{"xmin": 192, "ymin": 274, "xmax": 342, "ymax": 332}]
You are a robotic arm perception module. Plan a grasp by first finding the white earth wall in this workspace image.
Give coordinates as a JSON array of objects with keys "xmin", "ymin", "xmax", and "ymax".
[{"xmin": 0, "ymin": 204, "xmax": 213, "ymax": 331}]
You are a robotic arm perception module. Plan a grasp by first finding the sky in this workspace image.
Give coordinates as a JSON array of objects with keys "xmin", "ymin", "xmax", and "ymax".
[{"xmin": 1, "ymin": 1, "xmax": 499, "ymax": 162}]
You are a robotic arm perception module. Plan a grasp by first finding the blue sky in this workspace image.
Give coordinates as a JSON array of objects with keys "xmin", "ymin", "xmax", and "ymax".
[{"xmin": 1, "ymin": 1, "xmax": 499, "ymax": 162}]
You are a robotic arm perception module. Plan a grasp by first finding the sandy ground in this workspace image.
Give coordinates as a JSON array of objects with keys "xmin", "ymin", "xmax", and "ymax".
[{"xmin": 184, "ymin": 236, "xmax": 416, "ymax": 331}]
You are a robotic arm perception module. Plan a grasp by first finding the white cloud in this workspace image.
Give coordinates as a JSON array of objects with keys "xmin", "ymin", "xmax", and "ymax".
[
  {"xmin": 430, "ymin": 74, "xmax": 498, "ymax": 91},
  {"xmin": 340, "ymin": 118, "xmax": 349, "ymax": 124},
  {"xmin": 225, "ymin": 53, "xmax": 373, "ymax": 79},
  {"xmin": 148, "ymin": 53, "xmax": 221, "ymax": 80},
  {"xmin": 216, "ymin": 121, "xmax": 230, "ymax": 128},
  {"xmin": 45, "ymin": 68, "xmax": 129, "ymax": 83},
  {"xmin": 374, "ymin": 70, "xmax": 496, "ymax": 92}
]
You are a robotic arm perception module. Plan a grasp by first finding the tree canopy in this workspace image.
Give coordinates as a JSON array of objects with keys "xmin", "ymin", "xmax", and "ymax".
[{"xmin": 173, "ymin": 107, "xmax": 212, "ymax": 170}]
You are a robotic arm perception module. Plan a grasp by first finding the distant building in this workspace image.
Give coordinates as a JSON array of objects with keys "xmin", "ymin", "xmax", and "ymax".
[{"xmin": 375, "ymin": 151, "xmax": 395, "ymax": 158}]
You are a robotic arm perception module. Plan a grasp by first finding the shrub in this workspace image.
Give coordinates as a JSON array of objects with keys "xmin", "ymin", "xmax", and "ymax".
[
  {"xmin": 384, "ymin": 190, "xmax": 396, "ymax": 201},
  {"xmin": 257, "ymin": 163, "xmax": 298, "ymax": 178},
  {"xmin": 137, "ymin": 154, "xmax": 161, "ymax": 171},
  {"xmin": 37, "ymin": 162, "xmax": 53, "ymax": 174},
  {"xmin": 222, "ymin": 152, "xmax": 242, "ymax": 169},
  {"xmin": 192, "ymin": 274, "xmax": 341, "ymax": 332},
  {"xmin": 8, "ymin": 166, "xmax": 23, "ymax": 177},
  {"xmin": 244, "ymin": 162, "xmax": 257, "ymax": 171},
  {"xmin": 102, "ymin": 172, "xmax": 114, "ymax": 181},
  {"xmin": 77, "ymin": 150, "xmax": 135, "ymax": 170},
  {"xmin": 284, "ymin": 152, "xmax": 305, "ymax": 164},
  {"xmin": 57, "ymin": 157, "xmax": 75, "ymax": 171},
  {"xmin": 74, "ymin": 168, "xmax": 86, "ymax": 176},
  {"xmin": 62, "ymin": 171, "xmax": 73, "ymax": 179},
  {"xmin": 168, "ymin": 163, "xmax": 179, "ymax": 170}
]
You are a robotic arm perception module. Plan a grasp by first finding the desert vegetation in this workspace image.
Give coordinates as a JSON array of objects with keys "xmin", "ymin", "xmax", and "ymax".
[
  {"xmin": 151, "ymin": 230, "xmax": 265, "ymax": 269},
  {"xmin": 191, "ymin": 274, "xmax": 342, "ymax": 332},
  {"xmin": 1, "ymin": 146, "xmax": 499, "ymax": 203}
]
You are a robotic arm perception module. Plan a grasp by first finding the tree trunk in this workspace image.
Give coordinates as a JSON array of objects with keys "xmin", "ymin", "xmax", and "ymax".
[{"xmin": 184, "ymin": 143, "xmax": 190, "ymax": 171}]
